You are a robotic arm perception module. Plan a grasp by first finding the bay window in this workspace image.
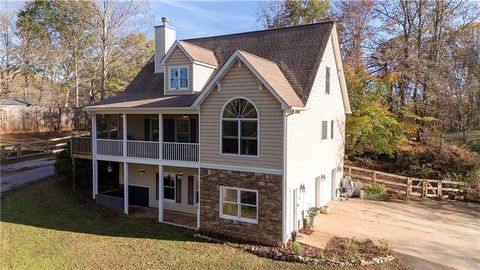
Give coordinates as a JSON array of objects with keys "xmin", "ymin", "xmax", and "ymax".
[{"xmin": 221, "ymin": 98, "xmax": 258, "ymax": 156}]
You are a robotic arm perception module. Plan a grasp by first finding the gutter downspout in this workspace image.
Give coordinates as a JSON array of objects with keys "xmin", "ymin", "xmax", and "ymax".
[{"xmin": 282, "ymin": 109, "xmax": 295, "ymax": 243}]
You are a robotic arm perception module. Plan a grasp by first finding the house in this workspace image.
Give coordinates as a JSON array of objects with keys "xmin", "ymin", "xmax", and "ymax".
[{"xmin": 74, "ymin": 17, "xmax": 351, "ymax": 245}]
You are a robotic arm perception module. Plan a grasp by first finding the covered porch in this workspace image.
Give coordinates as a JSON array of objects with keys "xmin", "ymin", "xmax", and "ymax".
[{"xmin": 94, "ymin": 161, "xmax": 199, "ymax": 229}]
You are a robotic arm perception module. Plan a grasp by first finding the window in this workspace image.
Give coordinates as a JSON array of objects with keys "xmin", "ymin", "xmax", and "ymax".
[
  {"xmin": 321, "ymin": 121, "xmax": 328, "ymax": 140},
  {"xmin": 164, "ymin": 174, "xmax": 175, "ymax": 201},
  {"xmin": 169, "ymin": 67, "xmax": 189, "ymax": 90},
  {"xmin": 220, "ymin": 187, "xmax": 258, "ymax": 223},
  {"xmin": 221, "ymin": 98, "xmax": 258, "ymax": 156},
  {"xmin": 325, "ymin": 66, "xmax": 330, "ymax": 95},
  {"xmin": 176, "ymin": 119, "xmax": 190, "ymax": 142},
  {"xmin": 330, "ymin": 120, "xmax": 334, "ymax": 139}
]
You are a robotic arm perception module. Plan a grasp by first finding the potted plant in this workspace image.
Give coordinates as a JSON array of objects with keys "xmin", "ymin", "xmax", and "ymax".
[{"xmin": 307, "ymin": 207, "xmax": 320, "ymax": 226}]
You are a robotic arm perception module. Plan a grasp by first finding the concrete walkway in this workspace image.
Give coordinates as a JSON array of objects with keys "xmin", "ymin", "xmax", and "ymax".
[
  {"xmin": 300, "ymin": 199, "xmax": 480, "ymax": 270},
  {"xmin": 1, "ymin": 157, "xmax": 55, "ymax": 192}
]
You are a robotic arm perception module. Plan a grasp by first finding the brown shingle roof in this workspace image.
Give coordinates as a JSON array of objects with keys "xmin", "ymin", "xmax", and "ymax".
[
  {"xmin": 186, "ymin": 22, "xmax": 334, "ymax": 104},
  {"xmin": 238, "ymin": 51, "xmax": 303, "ymax": 107},
  {"xmin": 86, "ymin": 57, "xmax": 200, "ymax": 110},
  {"xmin": 87, "ymin": 22, "xmax": 334, "ymax": 110},
  {"xmin": 178, "ymin": 41, "xmax": 218, "ymax": 66}
]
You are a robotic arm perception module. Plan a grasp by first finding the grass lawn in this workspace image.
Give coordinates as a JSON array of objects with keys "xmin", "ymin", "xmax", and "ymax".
[{"xmin": 1, "ymin": 176, "xmax": 402, "ymax": 270}]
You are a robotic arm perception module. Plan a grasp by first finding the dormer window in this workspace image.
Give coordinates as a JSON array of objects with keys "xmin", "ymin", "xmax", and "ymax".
[{"xmin": 169, "ymin": 67, "xmax": 189, "ymax": 90}]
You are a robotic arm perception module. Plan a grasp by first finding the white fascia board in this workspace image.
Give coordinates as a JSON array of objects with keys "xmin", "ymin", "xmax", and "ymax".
[{"xmin": 331, "ymin": 24, "xmax": 352, "ymax": 114}]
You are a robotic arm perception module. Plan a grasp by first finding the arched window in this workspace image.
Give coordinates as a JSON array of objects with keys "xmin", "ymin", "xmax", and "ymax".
[{"xmin": 221, "ymin": 98, "xmax": 258, "ymax": 156}]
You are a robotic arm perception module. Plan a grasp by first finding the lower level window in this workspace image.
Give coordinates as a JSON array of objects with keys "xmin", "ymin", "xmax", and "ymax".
[
  {"xmin": 220, "ymin": 187, "xmax": 258, "ymax": 223},
  {"xmin": 164, "ymin": 174, "xmax": 175, "ymax": 201}
]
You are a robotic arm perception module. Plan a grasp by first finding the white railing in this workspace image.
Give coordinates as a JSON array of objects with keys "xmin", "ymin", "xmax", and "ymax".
[
  {"xmin": 97, "ymin": 139, "xmax": 123, "ymax": 156},
  {"xmin": 163, "ymin": 142, "xmax": 199, "ymax": 162},
  {"xmin": 127, "ymin": 140, "xmax": 160, "ymax": 159}
]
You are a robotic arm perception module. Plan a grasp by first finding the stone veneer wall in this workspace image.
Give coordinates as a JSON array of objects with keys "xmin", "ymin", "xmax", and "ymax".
[{"xmin": 200, "ymin": 168, "xmax": 283, "ymax": 246}]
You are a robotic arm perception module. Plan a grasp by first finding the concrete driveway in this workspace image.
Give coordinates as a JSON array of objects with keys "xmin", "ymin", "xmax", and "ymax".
[
  {"xmin": 300, "ymin": 199, "xmax": 480, "ymax": 270},
  {"xmin": 1, "ymin": 157, "xmax": 55, "ymax": 192}
]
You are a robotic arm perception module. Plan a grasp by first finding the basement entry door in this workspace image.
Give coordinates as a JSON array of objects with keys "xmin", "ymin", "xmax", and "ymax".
[{"xmin": 128, "ymin": 185, "xmax": 149, "ymax": 207}]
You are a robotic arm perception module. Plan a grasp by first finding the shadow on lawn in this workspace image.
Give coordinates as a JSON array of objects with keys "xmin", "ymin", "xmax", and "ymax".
[{"xmin": 1, "ymin": 176, "xmax": 204, "ymax": 243}]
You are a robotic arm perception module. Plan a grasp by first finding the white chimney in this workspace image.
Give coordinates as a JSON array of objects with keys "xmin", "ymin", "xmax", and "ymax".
[{"xmin": 154, "ymin": 17, "xmax": 176, "ymax": 73}]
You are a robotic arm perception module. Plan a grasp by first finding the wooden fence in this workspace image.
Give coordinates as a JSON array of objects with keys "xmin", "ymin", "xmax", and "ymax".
[
  {"xmin": 344, "ymin": 165, "xmax": 465, "ymax": 198},
  {"xmin": 1, "ymin": 135, "xmax": 82, "ymax": 161}
]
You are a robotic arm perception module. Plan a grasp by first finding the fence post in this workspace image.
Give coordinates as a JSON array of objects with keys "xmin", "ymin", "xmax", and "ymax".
[
  {"xmin": 46, "ymin": 139, "xmax": 50, "ymax": 154},
  {"xmin": 437, "ymin": 181, "xmax": 442, "ymax": 198},
  {"xmin": 422, "ymin": 180, "xmax": 428, "ymax": 198},
  {"xmin": 348, "ymin": 166, "xmax": 352, "ymax": 176},
  {"xmin": 406, "ymin": 178, "xmax": 412, "ymax": 197},
  {"xmin": 0, "ymin": 146, "xmax": 5, "ymax": 160},
  {"xmin": 16, "ymin": 144, "xmax": 21, "ymax": 159},
  {"xmin": 372, "ymin": 171, "xmax": 377, "ymax": 186}
]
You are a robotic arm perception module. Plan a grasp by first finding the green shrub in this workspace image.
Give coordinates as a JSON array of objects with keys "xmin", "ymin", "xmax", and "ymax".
[
  {"xmin": 307, "ymin": 207, "xmax": 320, "ymax": 218},
  {"xmin": 362, "ymin": 184, "xmax": 387, "ymax": 196},
  {"xmin": 379, "ymin": 239, "xmax": 392, "ymax": 256},
  {"xmin": 291, "ymin": 231, "xmax": 297, "ymax": 242},
  {"xmin": 292, "ymin": 241, "xmax": 303, "ymax": 256},
  {"xmin": 317, "ymin": 249, "xmax": 325, "ymax": 260},
  {"xmin": 302, "ymin": 218, "xmax": 310, "ymax": 229}
]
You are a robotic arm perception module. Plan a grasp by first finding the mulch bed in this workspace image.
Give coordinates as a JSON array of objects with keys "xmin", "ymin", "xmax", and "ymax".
[{"xmin": 298, "ymin": 228, "xmax": 314, "ymax": 235}]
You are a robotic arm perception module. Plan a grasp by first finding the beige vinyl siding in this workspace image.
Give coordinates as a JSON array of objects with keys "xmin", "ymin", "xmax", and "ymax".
[
  {"xmin": 164, "ymin": 47, "xmax": 193, "ymax": 94},
  {"xmin": 119, "ymin": 163, "xmax": 198, "ymax": 214},
  {"xmin": 200, "ymin": 63, "xmax": 284, "ymax": 170},
  {"xmin": 193, "ymin": 63, "xmax": 215, "ymax": 92}
]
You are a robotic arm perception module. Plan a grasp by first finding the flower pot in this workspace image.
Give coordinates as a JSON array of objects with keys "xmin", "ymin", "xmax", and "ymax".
[
  {"xmin": 320, "ymin": 206, "xmax": 330, "ymax": 214},
  {"xmin": 309, "ymin": 215, "xmax": 316, "ymax": 226}
]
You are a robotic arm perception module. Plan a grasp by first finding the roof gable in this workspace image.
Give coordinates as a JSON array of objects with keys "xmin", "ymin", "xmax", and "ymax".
[
  {"xmin": 160, "ymin": 40, "xmax": 218, "ymax": 67},
  {"xmin": 193, "ymin": 50, "xmax": 303, "ymax": 109},
  {"xmin": 185, "ymin": 22, "xmax": 334, "ymax": 104}
]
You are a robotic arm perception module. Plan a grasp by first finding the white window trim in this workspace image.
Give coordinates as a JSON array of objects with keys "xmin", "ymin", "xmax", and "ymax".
[
  {"xmin": 219, "ymin": 186, "xmax": 258, "ymax": 224},
  {"xmin": 168, "ymin": 66, "xmax": 189, "ymax": 90},
  {"xmin": 163, "ymin": 173, "xmax": 176, "ymax": 203},
  {"xmin": 219, "ymin": 97, "xmax": 260, "ymax": 158}
]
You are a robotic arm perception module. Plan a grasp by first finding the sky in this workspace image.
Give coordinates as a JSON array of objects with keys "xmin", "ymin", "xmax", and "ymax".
[{"xmin": 147, "ymin": 0, "xmax": 262, "ymax": 40}]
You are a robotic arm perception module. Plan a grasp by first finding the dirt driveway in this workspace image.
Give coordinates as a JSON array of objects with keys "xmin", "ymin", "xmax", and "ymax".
[{"xmin": 300, "ymin": 199, "xmax": 480, "ymax": 270}]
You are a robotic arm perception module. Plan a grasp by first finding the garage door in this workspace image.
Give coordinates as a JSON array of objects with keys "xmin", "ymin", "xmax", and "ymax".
[{"xmin": 128, "ymin": 186, "xmax": 149, "ymax": 207}]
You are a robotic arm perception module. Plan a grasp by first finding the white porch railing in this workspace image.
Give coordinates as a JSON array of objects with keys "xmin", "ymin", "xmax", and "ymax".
[
  {"xmin": 97, "ymin": 139, "xmax": 123, "ymax": 156},
  {"xmin": 127, "ymin": 140, "xmax": 160, "ymax": 159},
  {"xmin": 163, "ymin": 142, "xmax": 199, "ymax": 162}
]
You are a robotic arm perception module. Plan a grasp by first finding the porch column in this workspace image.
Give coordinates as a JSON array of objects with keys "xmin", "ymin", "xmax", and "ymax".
[
  {"xmin": 124, "ymin": 162, "xmax": 129, "ymax": 214},
  {"xmin": 158, "ymin": 165, "xmax": 164, "ymax": 222},
  {"xmin": 92, "ymin": 113, "xmax": 98, "ymax": 199},
  {"xmin": 196, "ymin": 167, "xmax": 200, "ymax": 229},
  {"xmin": 158, "ymin": 113, "xmax": 163, "ymax": 160},
  {"xmin": 122, "ymin": 114, "xmax": 127, "ymax": 158}
]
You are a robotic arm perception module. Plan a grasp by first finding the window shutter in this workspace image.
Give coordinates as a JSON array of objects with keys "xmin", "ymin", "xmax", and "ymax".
[
  {"xmin": 188, "ymin": 176, "xmax": 194, "ymax": 205},
  {"xmin": 175, "ymin": 176, "xmax": 182, "ymax": 203},
  {"xmin": 144, "ymin": 119, "xmax": 150, "ymax": 141},
  {"xmin": 326, "ymin": 66, "xmax": 331, "ymax": 94}
]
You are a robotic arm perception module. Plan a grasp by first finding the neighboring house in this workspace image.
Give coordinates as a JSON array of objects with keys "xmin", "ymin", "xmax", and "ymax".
[
  {"xmin": 75, "ymin": 17, "xmax": 350, "ymax": 245},
  {"xmin": 0, "ymin": 97, "xmax": 38, "ymax": 107}
]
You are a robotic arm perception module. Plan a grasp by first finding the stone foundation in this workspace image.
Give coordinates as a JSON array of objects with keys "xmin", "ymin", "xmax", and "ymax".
[{"xmin": 199, "ymin": 168, "xmax": 283, "ymax": 245}]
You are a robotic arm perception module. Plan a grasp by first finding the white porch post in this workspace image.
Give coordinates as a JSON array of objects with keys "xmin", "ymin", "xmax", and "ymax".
[
  {"xmin": 158, "ymin": 165, "xmax": 163, "ymax": 222},
  {"xmin": 123, "ymin": 114, "xmax": 127, "ymax": 157},
  {"xmin": 158, "ymin": 113, "xmax": 163, "ymax": 222},
  {"xmin": 92, "ymin": 113, "xmax": 98, "ymax": 199},
  {"xmin": 123, "ymin": 114, "xmax": 128, "ymax": 215},
  {"xmin": 123, "ymin": 162, "xmax": 129, "ymax": 214},
  {"xmin": 196, "ymin": 168, "xmax": 200, "ymax": 229}
]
